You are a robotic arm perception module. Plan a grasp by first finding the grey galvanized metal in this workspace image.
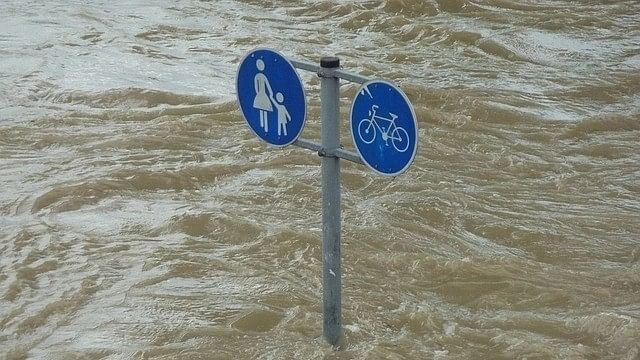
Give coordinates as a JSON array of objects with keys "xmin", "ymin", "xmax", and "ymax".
[
  {"xmin": 289, "ymin": 55, "xmax": 372, "ymax": 347},
  {"xmin": 291, "ymin": 58, "xmax": 368, "ymax": 168},
  {"xmin": 319, "ymin": 57, "xmax": 343, "ymax": 346},
  {"xmin": 290, "ymin": 59, "xmax": 371, "ymax": 85},
  {"xmin": 294, "ymin": 138, "xmax": 364, "ymax": 165}
]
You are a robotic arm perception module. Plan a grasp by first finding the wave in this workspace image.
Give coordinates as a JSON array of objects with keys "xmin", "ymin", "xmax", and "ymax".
[
  {"xmin": 382, "ymin": 0, "xmax": 440, "ymax": 16},
  {"xmin": 286, "ymin": 2, "xmax": 365, "ymax": 18},
  {"xmin": 476, "ymin": 0, "xmax": 567, "ymax": 12},
  {"xmin": 14, "ymin": 275, "xmax": 99, "ymax": 335},
  {"xmin": 135, "ymin": 25, "xmax": 208, "ymax": 42},
  {"xmin": 30, "ymin": 163, "xmax": 251, "ymax": 213},
  {"xmin": 562, "ymin": 113, "xmax": 640, "ymax": 139},
  {"xmin": 558, "ymin": 73, "xmax": 640, "ymax": 104},
  {"xmin": 44, "ymin": 88, "xmax": 215, "ymax": 109}
]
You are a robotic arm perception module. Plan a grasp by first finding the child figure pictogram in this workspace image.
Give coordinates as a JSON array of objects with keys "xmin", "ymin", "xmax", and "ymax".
[{"xmin": 272, "ymin": 92, "xmax": 291, "ymax": 136}]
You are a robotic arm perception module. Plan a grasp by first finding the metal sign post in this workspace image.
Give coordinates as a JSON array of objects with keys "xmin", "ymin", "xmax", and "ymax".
[
  {"xmin": 236, "ymin": 49, "xmax": 418, "ymax": 347},
  {"xmin": 319, "ymin": 56, "xmax": 342, "ymax": 345}
]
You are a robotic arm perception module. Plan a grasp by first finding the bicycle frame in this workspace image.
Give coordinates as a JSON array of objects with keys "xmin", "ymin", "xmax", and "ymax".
[{"xmin": 367, "ymin": 105, "xmax": 399, "ymax": 138}]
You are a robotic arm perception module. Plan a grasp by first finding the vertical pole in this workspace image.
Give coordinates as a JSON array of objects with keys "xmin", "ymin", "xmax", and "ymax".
[{"xmin": 320, "ymin": 56, "xmax": 342, "ymax": 346}]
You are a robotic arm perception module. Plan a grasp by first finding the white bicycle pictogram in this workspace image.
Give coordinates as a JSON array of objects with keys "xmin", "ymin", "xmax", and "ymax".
[{"xmin": 357, "ymin": 105, "xmax": 409, "ymax": 152}]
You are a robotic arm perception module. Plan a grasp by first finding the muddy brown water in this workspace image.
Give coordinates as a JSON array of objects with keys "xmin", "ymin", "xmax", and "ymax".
[{"xmin": 1, "ymin": 0, "xmax": 639, "ymax": 359}]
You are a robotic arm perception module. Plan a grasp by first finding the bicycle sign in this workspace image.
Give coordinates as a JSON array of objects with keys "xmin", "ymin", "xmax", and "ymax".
[{"xmin": 350, "ymin": 80, "xmax": 417, "ymax": 176}]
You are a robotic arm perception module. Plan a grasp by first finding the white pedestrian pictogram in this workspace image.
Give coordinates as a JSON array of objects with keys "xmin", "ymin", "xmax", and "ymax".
[
  {"xmin": 253, "ymin": 59, "xmax": 274, "ymax": 132},
  {"xmin": 273, "ymin": 92, "xmax": 291, "ymax": 136},
  {"xmin": 252, "ymin": 59, "xmax": 291, "ymax": 137},
  {"xmin": 357, "ymin": 105, "xmax": 409, "ymax": 152}
]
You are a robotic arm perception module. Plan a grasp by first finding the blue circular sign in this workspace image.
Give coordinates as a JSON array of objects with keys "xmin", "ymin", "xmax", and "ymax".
[
  {"xmin": 236, "ymin": 48, "xmax": 306, "ymax": 147},
  {"xmin": 350, "ymin": 80, "xmax": 418, "ymax": 176}
]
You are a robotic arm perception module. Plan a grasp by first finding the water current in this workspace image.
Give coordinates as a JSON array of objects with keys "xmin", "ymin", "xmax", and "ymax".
[{"xmin": 1, "ymin": 0, "xmax": 639, "ymax": 358}]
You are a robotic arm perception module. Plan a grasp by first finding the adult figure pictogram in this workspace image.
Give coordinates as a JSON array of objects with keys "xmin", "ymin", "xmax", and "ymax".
[{"xmin": 253, "ymin": 59, "xmax": 274, "ymax": 132}]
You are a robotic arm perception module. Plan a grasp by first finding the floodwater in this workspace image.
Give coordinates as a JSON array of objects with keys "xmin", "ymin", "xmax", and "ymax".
[{"xmin": 1, "ymin": 0, "xmax": 639, "ymax": 358}]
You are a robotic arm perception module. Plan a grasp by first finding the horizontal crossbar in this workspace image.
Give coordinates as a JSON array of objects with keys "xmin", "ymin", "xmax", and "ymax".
[
  {"xmin": 289, "ymin": 59, "xmax": 367, "ymax": 166},
  {"xmin": 294, "ymin": 138, "xmax": 364, "ymax": 165},
  {"xmin": 290, "ymin": 59, "xmax": 371, "ymax": 84}
]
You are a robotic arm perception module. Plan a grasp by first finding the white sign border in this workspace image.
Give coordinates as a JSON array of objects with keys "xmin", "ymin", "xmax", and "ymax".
[
  {"xmin": 235, "ymin": 47, "xmax": 307, "ymax": 148},
  {"xmin": 349, "ymin": 79, "xmax": 419, "ymax": 177}
]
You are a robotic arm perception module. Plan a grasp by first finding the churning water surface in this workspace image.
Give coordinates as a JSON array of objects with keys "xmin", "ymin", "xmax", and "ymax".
[{"xmin": 1, "ymin": 0, "xmax": 639, "ymax": 359}]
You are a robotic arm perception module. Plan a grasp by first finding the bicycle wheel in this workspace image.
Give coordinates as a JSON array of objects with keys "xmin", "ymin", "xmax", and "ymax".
[
  {"xmin": 358, "ymin": 119, "xmax": 376, "ymax": 144},
  {"xmin": 391, "ymin": 127, "xmax": 409, "ymax": 152}
]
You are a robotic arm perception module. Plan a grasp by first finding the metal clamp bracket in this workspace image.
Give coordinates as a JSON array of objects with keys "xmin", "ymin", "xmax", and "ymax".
[
  {"xmin": 290, "ymin": 59, "xmax": 371, "ymax": 84},
  {"xmin": 294, "ymin": 138, "xmax": 364, "ymax": 165}
]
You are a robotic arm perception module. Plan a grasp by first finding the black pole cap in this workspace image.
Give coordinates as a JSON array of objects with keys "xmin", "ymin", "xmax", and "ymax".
[{"xmin": 320, "ymin": 56, "xmax": 340, "ymax": 68}]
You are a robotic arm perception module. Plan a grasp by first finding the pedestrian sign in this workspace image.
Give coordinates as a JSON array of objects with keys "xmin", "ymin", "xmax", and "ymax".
[
  {"xmin": 236, "ymin": 48, "xmax": 307, "ymax": 147},
  {"xmin": 350, "ymin": 80, "xmax": 418, "ymax": 176}
]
